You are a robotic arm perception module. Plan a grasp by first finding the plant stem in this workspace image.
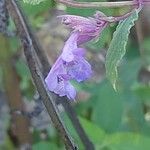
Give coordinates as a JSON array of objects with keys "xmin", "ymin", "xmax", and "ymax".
[
  {"xmin": 6, "ymin": 0, "xmax": 77, "ymax": 149},
  {"xmin": 54, "ymin": 0, "xmax": 150, "ymax": 8}
]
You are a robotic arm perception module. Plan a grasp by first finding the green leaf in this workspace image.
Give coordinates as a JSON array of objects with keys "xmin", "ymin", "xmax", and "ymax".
[
  {"xmin": 62, "ymin": 113, "xmax": 106, "ymax": 148},
  {"xmin": 119, "ymin": 58, "xmax": 141, "ymax": 88},
  {"xmin": 106, "ymin": 9, "xmax": 139, "ymax": 90},
  {"xmin": 3, "ymin": 136, "xmax": 15, "ymax": 150},
  {"xmin": 79, "ymin": 117, "xmax": 105, "ymax": 144},
  {"xmin": 21, "ymin": 0, "xmax": 54, "ymax": 16},
  {"xmin": 105, "ymin": 132, "xmax": 150, "ymax": 150},
  {"xmin": 23, "ymin": 0, "xmax": 46, "ymax": 5},
  {"xmin": 15, "ymin": 59, "xmax": 31, "ymax": 90},
  {"xmin": 32, "ymin": 141, "xmax": 58, "ymax": 150},
  {"xmin": 91, "ymin": 80, "xmax": 123, "ymax": 132},
  {"xmin": 15, "ymin": 59, "xmax": 34, "ymax": 99},
  {"xmin": 133, "ymin": 83, "xmax": 150, "ymax": 101}
]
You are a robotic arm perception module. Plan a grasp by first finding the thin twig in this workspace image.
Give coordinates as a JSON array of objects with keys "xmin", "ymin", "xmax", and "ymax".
[
  {"xmin": 21, "ymin": 23, "xmax": 50, "ymax": 77},
  {"xmin": 6, "ymin": 0, "xmax": 77, "ymax": 149},
  {"xmin": 54, "ymin": 0, "xmax": 136, "ymax": 8}
]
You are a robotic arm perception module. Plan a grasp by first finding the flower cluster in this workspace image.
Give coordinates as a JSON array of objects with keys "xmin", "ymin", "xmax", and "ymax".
[{"xmin": 45, "ymin": 12, "xmax": 108, "ymax": 100}]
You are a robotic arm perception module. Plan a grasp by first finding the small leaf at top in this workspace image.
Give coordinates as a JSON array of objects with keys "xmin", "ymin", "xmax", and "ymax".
[{"xmin": 105, "ymin": 9, "xmax": 139, "ymax": 90}]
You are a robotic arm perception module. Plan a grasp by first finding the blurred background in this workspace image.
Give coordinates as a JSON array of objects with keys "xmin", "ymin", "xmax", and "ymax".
[{"xmin": 0, "ymin": 0, "xmax": 150, "ymax": 149}]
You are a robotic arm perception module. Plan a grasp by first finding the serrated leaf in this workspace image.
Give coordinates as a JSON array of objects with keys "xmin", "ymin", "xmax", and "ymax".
[
  {"xmin": 23, "ymin": 0, "xmax": 46, "ymax": 5},
  {"xmin": 106, "ymin": 9, "xmax": 139, "ymax": 90}
]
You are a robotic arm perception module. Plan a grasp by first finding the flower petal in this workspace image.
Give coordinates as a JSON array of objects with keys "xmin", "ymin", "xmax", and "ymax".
[
  {"xmin": 45, "ymin": 73, "xmax": 58, "ymax": 91},
  {"xmin": 67, "ymin": 57, "xmax": 92, "ymax": 82},
  {"xmin": 65, "ymin": 82, "xmax": 76, "ymax": 100},
  {"xmin": 77, "ymin": 34, "xmax": 95, "ymax": 45},
  {"xmin": 54, "ymin": 81, "xmax": 66, "ymax": 97},
  {"xmin": 45, "ymin": 12, "xmax": 108, "ymax": 100},
  {"xmin": 61, "ymin": 32, "xmax": 78, "ymax": 62},
  {"xmin": 72, "ymin": 48, "xmax": 86, "ymax": 57},
  {"xmin": 59, "ymin": 15, "xmax": 95, "ymax": 28},
  {"xmin": 45, "ymin": 57, "xmax": 66, "ymax": 91}
]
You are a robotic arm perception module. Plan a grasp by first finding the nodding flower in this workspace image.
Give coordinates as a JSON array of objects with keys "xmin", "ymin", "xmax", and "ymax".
[{"xmin": 45, "ymin": 11, "xmax": 108, "ymax": 100}]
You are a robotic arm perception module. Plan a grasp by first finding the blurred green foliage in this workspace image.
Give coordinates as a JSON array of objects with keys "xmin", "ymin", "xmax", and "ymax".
[{"xmin": 0, "ymin": 0, "xmax": 150, "ymax": 149}]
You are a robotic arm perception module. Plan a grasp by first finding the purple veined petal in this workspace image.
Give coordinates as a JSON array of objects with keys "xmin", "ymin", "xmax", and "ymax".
[
  {"xmin": 53, "ymin": 79, "xmax": 76, "ymax": 100},
  {"xmin": 61, "ymin": 49, "xmax": 74, "ymax": 62},
  {"xmin": 67, "ymin": 56, "xmax": 92, "ymax": 82},
  {"xmin": 88, "ymin": 17, "xmax": 105, "ymax": 27},
  {"xmin": 73, "ymin": 24, "xmax": 97, "ymax": 35},
  {"xmin": 77, "ymin": 21, "xmax": 108, "ymax": 45},
  {"xmin": 45, "ymin": 57, "xmax": 66, "ymax": 91},
  {"xmin": 45, "ymin": 73, "xmax": 58, "ymax": 91},
  {"xmin": 48, "ymin": 57, "xmax": 64, "ymax": 73},
  {"xmin": 72, "ymin": 48, "xmax": 86, "ymax": 57},
  {"xmin": 77, "ymin": 34, "xmax": 95, "ymax": 45},
  {"xmin": 58, "ymin": 74, "xmax": 72, "ymax": 81},
  {"xmin": 65, "ymin": 82, "xmax": 76, "ymax": 100},
  {"xmin": 64, "ymin": 32, "xmax": 78, "ymax": 49},
  {"xmin": 61, "ymin": 32, "xmax": 78, "ymax": 62},
  {"xmin": 47, "ymin": 74, "xmax": 69, "ymax": 97},
  {"xmin": 54, "ymin": 80, "xmax": 66, "ymax": 97}
]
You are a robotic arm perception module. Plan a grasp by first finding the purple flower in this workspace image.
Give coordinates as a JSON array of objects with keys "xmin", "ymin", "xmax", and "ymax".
[
  {"xmin": 45, "ymin": 12, "xmax": 108, "ymax": 100},
  {"xmin": 59, "ymin": 13, "xmax": 107, "ymax": 44}
]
